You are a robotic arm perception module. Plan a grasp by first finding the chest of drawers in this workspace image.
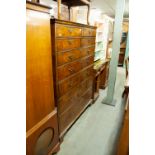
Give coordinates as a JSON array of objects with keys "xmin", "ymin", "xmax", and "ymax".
[{"xmin": 50, "ymin": 19, "xmax": 96, "ymax": 138}]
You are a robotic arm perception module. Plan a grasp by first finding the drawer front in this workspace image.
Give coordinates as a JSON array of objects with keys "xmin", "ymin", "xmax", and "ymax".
[
  {"xmin": 59, "ymin": 87, "xmax": 92, "ymax": 133},
  {"xmin": 82, "ymin": 66, "xmax": 93, "ymax": 79},
  {"xmin": 58, "ymin": 86, "xmax": 79, "ymax": 115},
  {"xmin": 77, "ymin": 77, "xmax": 93, "ymax": 97},
  {"xmin": 58, "ymin": 77, "xmax": 90, "ymax": 115},
  {"xmin": 82, "ymin": 28, "xmax": 96, "ymax": 37},
  {"xmin": 80, "ymin": 87, "xmax": 92, "ymax": 107},
  {"xmin": 57, "ymin": 66, "xmax": 93, "ymax": 98},
  {"xmin": 59, "ymin": 104, "xmax": 77, "ymax": 134},
  {"xmin": 82, "ymin": 55, "xmax": 94, "ymax": 68},
  {"xmin": 57, "ymin": 49, "xmax": 81, "ymax": 66},
  {"xmin": 56, "ymin": 24, "xmax": 82, "ymax": 37},
  {"xmin": 81, "ymin": 38, "xmax": 96, "ymax": 47},
  {"xmin": 57, "ymin": 73, "xmax": 81, "ymax": 98},
  {"xmin": 80, "ymin": 46, "xmax": 95, "ymax": 57},
  {"xmin": 57, "ymin": 60, "xmax": 82, "ymax": 81},
  {"xmin": 56, "ymin": 39, "xmax": 81, "ymax": 52}
]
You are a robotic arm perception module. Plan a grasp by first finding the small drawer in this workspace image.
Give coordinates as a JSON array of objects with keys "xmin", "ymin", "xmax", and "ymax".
[
  {"xmin": 82, "ymin": 28, "xmax": 96, "ymax": 36},
  {"xmin": 80, "ymin": 46, "xmax": 95, "ymax": 57},
  {"xmin": 56, "ymin": 24, "xmax": 82, "ymax": 37},
  {"xmin": 56, "ymin": 39, "xmax": 81, "ymax": 52},
  {"xmin": 57, "ymin": 60, "xmax": 82, "ymax": 81},
  {"xmin": 82, "ymin": 56, "xmax": 94, "ymax": 69},
  {"xmin": 81, "ymin": 38, "xmax": 95, "ymax": 47},
  {"xmin": 57, "ymin": 49, "xmax": 81, "ymax": 66}
]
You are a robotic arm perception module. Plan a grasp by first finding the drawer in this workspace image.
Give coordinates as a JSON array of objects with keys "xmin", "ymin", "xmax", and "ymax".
[
  {"xmin": 57, "ymin": 60, "xmax": 82, "ymax": 81},
  {"xmin": 82, "ymin": 28, "xmax": 96, "ymax": 36},
  {"xmin": 59, "ymin": 88, "xmax": 91, "ymax": 133},
  {"xmin": 87, "ymin": 67, "xmax": 93, "ymax": 77},
  {"xmin": 82, "ymin": 55, "xmax": 94, "ymax": 68},
  {"xmin": 80, "ymin": 88, "xmax": 92, "ymax": 107},
  {"xmin": 56, "ymin": 24, "xmax": 82, "ymax": 37},
  {"xmin": 58, "ymin": 76, "xmax": 91, "ymax": 115},
  {"xmin": 57, "ymin": 73, "xmax": 81, "ymax": 97},
  {"xmin": 81, "ymin": 38, "xmax": 96, "ymax": 47},
  {"xmin": 80, "ymin": 46, "xmax": 95, "ymax": 57},
  {"xmin": 59, "ymin": 105, "xmax": 76, "ymax": 133},
  {"xmin": 56, "ymin": 39, "xmax": 81, "ymax": 52},
  {"xmin": 57, "ymin": 49, "xmax": 81, "ymax": 66},
  {"xmin": 77, "ymin": 77, "xmax": 93, "ymax": 97},
  {"xmin": 58, "ymin": 86, "xmax": 79, "ymax": 115}
]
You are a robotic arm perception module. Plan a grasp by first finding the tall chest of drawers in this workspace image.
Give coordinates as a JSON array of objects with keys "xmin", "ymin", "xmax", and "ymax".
[{"xmin": 50, "ymin": 19, "xmax": 96, "ymax": 137}]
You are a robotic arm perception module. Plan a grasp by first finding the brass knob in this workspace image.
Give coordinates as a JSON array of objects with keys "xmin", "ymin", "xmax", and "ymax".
[
  {"xmin": 68, "ymin": 55, "xmax": 73, "ymax": 60},
  {"xmin": 68, "ymin": 68, "xmax": 74, "ymax": 72},
  {"xmin": 68, "ymin": 40, "xmax": 72, "ymax": 45}
]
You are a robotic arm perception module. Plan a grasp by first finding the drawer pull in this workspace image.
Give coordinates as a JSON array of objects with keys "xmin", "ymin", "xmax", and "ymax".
[
  {"xmin": 68, "ymin": 82, "xmax": 73, "ymax": 87},
  {"xmin": 68, "ymin": 55, "xmax": 73, "ymax": 60},
  {"xmin": 68, "ymin": 68, "xmax": 74, "ymax": 73},
  {"xmin": 87, "ymin": 72, "xmax": 90, "ymax": 76},
  {"xmin": 68, "ymin": 40, "xmax": 72, "ymax": 45},
  {"xmin": 68, "ymin": 29, "xmax": 73, "ymax": 33}
]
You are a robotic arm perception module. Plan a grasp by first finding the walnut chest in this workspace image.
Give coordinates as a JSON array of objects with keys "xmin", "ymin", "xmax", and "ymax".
[{"xmin": 50, "ymin": 19, "xmax": 96, "ymax": 137}]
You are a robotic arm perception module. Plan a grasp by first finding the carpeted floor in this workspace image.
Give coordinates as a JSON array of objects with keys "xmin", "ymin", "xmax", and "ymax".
[{"xmin": 56, "ymin": 67, "xmax": 126, "ymax": 155}]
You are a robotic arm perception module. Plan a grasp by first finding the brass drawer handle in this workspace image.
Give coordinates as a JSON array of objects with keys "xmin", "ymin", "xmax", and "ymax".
[
  {"xmin": 68, "ymin": 82, "xmax": 73, "ymax": 87},
  {"xmin": 68, "ymin": 29, "xmax": 73, "ymax": 33},
  {"xmin": 68, "ymin": 55, "xmax": 73, "ymax": 60},
  {"xmin": 87, "ymin": 50, "xmax": 90, "ymax": 54},
  {"xmin": 68, "ymin": 68, "xmax": 74, "ymax": 73},
  {"xmin": 68, "ymin": 40, "xmax": 72, "ymax": 45}
]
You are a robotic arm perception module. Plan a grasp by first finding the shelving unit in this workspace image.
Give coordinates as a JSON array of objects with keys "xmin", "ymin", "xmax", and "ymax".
[
  {"xmin": 118, "ymin": 22, "xmax": 128, "ymax": 66},
  {"xmin": 94, "ymin": 22, "xmax": 105, "ymax": 61}
]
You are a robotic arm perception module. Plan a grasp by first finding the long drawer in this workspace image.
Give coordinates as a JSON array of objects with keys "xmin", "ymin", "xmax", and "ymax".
[
  {"xmin": 57, "ymin": 49, "xmax": 81, "ymax": 66},
  {"xmin": 58, "ymin": 76, "xmax": 93, "ymax": 115},
  {"xmin": 59, "ymin": 87, "xmax": 93, "ymax": 134},
  {"xmin": 57, "ymin": 66, "xmax": 93, "ymax": 98},
  {"xmin": 57, "ymin": 46, "xmax": 95, "ymax": 66},
  {"xmin": 56, "ymin": 24, "xmax": 82, "ymax": 37},
  {"xmin": 57, "ymin": 59, "xmax": 82, "ymax": 81},
  {"xmin": 56, "ymin": 38, "xmax": 81, "ymax": 52}
]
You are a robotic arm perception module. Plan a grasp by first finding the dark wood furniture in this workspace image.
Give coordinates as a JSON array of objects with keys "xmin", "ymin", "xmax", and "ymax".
[
  {"xmin": 117, "ymin": 76, "xmax": 129, "ymax": 155},
  {"xmin": 93, "ymin": 59, "xmax": 110, "ymax": 101},
  {"xmin": 26, "ymin": 1, "xmax": 60, "ymax": 155},
  {"xmin": 50, "ymin": 19, "xmax": 96, "ymax": 138},
  {"xmin": 54, "ymin": 0, "xmax": 91, "ymax": 24},
  {"xmin": 100, "ymin": 60, "xmax": 110, "ymax": 89},
  {"xmin": 118, "ymin": 22, "xmax": 128, "ymax": 66}
]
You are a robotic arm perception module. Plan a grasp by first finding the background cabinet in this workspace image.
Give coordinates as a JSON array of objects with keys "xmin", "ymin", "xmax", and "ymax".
[{"xmin": 26, "ymin": 2, "xmax": 59, "ymax": 155}]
